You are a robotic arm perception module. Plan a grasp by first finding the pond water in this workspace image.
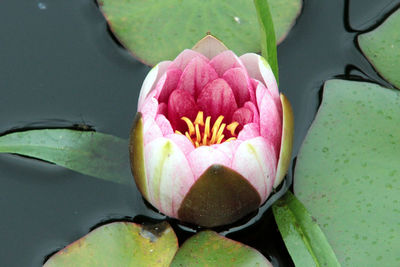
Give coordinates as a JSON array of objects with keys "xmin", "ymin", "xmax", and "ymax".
[{"xmin": 0, "ymin": 0, "xmax": 398, "ymax": 266}]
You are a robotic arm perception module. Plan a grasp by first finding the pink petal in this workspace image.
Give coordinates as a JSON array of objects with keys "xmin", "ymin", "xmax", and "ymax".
[
  {"xmin": 140, "ymin": 91, "xmax": 158, "ymax": 121},
  {"xmin": 232, "ymin": 137, "xmax": 277, "ymax": 202},
  {"xmin": 142, "ymin": 118, "xmax": 163, "ymax": 145},
  {"xmin": 157, "ymin": 102, "xmax": 167, "ymax": 116},
  {"xmin": 155, "ymin": 114, "xmax": 173, "ymax": 136},
  {"xmin": 188, "ymin": 146, "xmax": 231, "ymax": 181},
  {"xmin": 197, "ymin": 78, "xmax": 238, "ymax": 123},
  {"xmin": 144, "ymin": 138, "xmax": 195, "ymax": 217},
  {"xmin": 237, "ymin": 123, "xmax": 260, "ymax": 140},
  {"xmin": 257, "ymin": 84, "xmax": 282, "ymax": 158},
  {"xmin": 240, "ymin": 53, "xmax": 281, "ymax": 114},
  {"xmin": 166, "ymin": 133, "xmax": 195, "ymax": 156},
  {"xmin": 254, "ymin": 79, "xmax": 282, "ymax": 121},
  {"xmin": 232, "ymin": 107, "xmax": 253, "ymax": 129},
  {"xmin": 209, "ymin": 50, "xmax": 244, "ymax": 77},
  {"xmin": 255, "ymin": 80, "xmax": 267, "ymax": 110},
  {"xmin": 169, "ymin": 49, "xmax": 209, "ymax": 71},
  {"xmin": 222, "ymin": 68, "xmax": 251, "ymax": 107},
  {"xmin": 138, "ymin": 61, "xmax": 171, "ymax": 110},
  {"xmin": 158, "ymin": 68, "xmax": 183, "ymax": 103},
  {"xmin": 167, "ymin": 89, "xmax": 199, "ymax": 132},
  {"xmin": 244, "ymin": 101, "xmax": 260, "ymax": 125},
  {"xmin": 176, "ymin": 56, "xmax": 218, "ymax": 98},
  {"xmin": 249, "ymin": 79, "xmax": 258, "ymax": 104},
  {"xmin": 211, "ymin": 140, "xmax": 242, "ymax": 163}
]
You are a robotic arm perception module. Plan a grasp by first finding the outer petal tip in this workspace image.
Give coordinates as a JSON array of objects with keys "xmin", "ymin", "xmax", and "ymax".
[
  {"xmin": 274, "ymin": 94, "xmax": 294, "ymax": 188},
  {"xmin": 192, "ymin": 34, "xmax": 229, "ymax": 59}
]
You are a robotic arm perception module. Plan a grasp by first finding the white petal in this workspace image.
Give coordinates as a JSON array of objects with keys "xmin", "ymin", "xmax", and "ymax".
[
  {"xmin": 232, "ymin": 137, "xmax": 277, "ymax": 202},
  {"xmin": 240, "ymin": 53, "xmax": 280, "ymax": 106},
  {"xmin": 144, "ymin": 138, "xmax": 195, "ymax": 218},
  {"xmin": 138, "ymin": 61, "xmax": 171, "ymax": 110},
  {"xmin": 142, "ymin": 117, "xmax": 163, "ymax": 145},
  {"xmin": 187, "ymin": 146, "xmax": 231, "ymax": 181}
]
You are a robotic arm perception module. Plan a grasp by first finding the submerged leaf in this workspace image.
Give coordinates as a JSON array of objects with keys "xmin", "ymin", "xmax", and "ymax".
[
  {"xmin": 98, "ymin": 0, "xmax": 302, "ymax": 66},
  {"xmin": 0, "ymin": 129, "xmax": 131, "ymax": 184},
  {"xmin": 294, "ymin": 79, "xmax": 400, "ymax": 266},
  {"xmin": 44, "ymin": 221, "xmax": 178, "ymax": 266},
  {"xmin": 170, "ymin": 230, "xmax": 272, "ymax": 266},
  {"xmin": 273, "ymin": 191, "xmax": 340, "ymax": 267}
]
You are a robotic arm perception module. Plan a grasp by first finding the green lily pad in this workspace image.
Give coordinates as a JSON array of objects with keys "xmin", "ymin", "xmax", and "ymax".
[
  {"xmin": 170, "ymin": 230, "xmax": 272, "ymax": 266},
  {"xmin": 0, "ymin": 129, "xmax": 131, "ymax": 184},
  {"xmin": 44, "ymin": 221, "xmax": 178, "ymax": 266},
  {"xmin": 294, "ymin": 79, "xmax": 400, "ymax": 266},
  {"xmin": 358, "ymin": 8, "xmax": 400, "ymax": 88},
  {"xmin": 273, "ymin": 191, "xmax": 340, "ymax": 267},
  {"xmin": 98, "ymin": 0, "xmax": 302, "ymax": 65}
]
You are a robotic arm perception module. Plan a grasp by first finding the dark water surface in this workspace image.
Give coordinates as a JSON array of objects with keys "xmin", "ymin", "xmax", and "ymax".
[{"xmin": 0, "ymin": 0, "xmax": 399, "ymax": 266}]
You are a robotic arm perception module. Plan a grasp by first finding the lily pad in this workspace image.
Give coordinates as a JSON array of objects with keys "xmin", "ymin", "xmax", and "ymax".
[
  {"xmin": 0, "ymin": 129, "xmax": 131, "ymax": 184},
  {"xmin": 44, "ymin": 221, "xmax": 178, "ymax": 266},
  {"xmin": 170, "ymin": 230, "xmax": 272, "ymax": 266},
  {"xmin": 294, "ymin": 79, "xmax": 400, "ymax": 266},
  {"xmin": 98, "ymin": 0, "xmax": 302, "ymax": 65},
  {"xmin": 273, "ymin": 191, "xmax": 340, "ymax": 267},
  {"xmin": 358, "ymin": 8, "xmax": 400, "ymax": 88}
]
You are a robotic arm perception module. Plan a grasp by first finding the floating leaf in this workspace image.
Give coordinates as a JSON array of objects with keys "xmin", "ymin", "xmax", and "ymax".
[
  {"xmin": 44, "ymin": 221, "xmax": 178, "ymax": 266},
  {"xmin": 254, "ymin": 0, "xmax": 279, "ymax": 82},
  {"xmin": 0, "ymin": 129, "xmax": 131, "ymax": 184},
  {"xmin": 273, "ymin": 191, "xmax": 340, "ymax": 267},
  {"xmin": 294, "ymin": 79, "xmax": 400, "ymax": 266},
  {"xmin": 358, "ymin": 8, "xmax": 400, "ymax": 88},
  {"xmin": 98, "ymin": 0, "xmax": 302, "ymax": 65},
  {"xmin": 170, "ymin": 230, "xmax": 272, "ymax": 266}
]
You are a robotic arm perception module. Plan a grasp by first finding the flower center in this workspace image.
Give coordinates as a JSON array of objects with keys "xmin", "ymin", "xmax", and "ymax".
[{"xmin": 175, "ymin": 111, "xmax": 239, "ymax": 147}]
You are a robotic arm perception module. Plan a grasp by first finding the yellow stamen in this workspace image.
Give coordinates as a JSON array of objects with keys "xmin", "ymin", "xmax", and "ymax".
[
  {"xmin": 210, "ymin": 128, "xmax": 217, "ymax": 144},
  {"xmin": 194, "ymin": 111, "xmax": 204, "ymax": 126},
  {"xmin": 204, "ymin": 116, "xmax": 211, "ymax": 137},
  {"xmin": 202, "ymin": 133, "xmax": 208, "ymax": 146},
  {"xmin": 179, "ymin": 111, "xmax": 238, "ymax": 147},
  {"xmin": 195, "ymin": 124, "xmax": 201, "ymax": 143},
  {"xmin": 181, "ymin": 117, "xmax": 195, "ymax": 135},
  {"xmin": 216, "ymin": 123, "xmax": 226, "ymax": 141},
  {"xmin": 210, "ymin": 116, "xmax": 224, "ymax": 144},
  {"xmin": 212, "ymin": 116, "xmax": 224, "ymax": 134},
  {"xmin": 226, "ymin": 122, "xmax": 239, "ymax": 136},
  {"xmin": 217, "ymin": 134, "xmax": 224, "ymax": 144}
]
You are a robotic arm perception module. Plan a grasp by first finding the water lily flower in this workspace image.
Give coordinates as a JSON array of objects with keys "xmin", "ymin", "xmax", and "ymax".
[{"xmin": 130, "ymin": 35, "xmax": 293, "ymax": 227}]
